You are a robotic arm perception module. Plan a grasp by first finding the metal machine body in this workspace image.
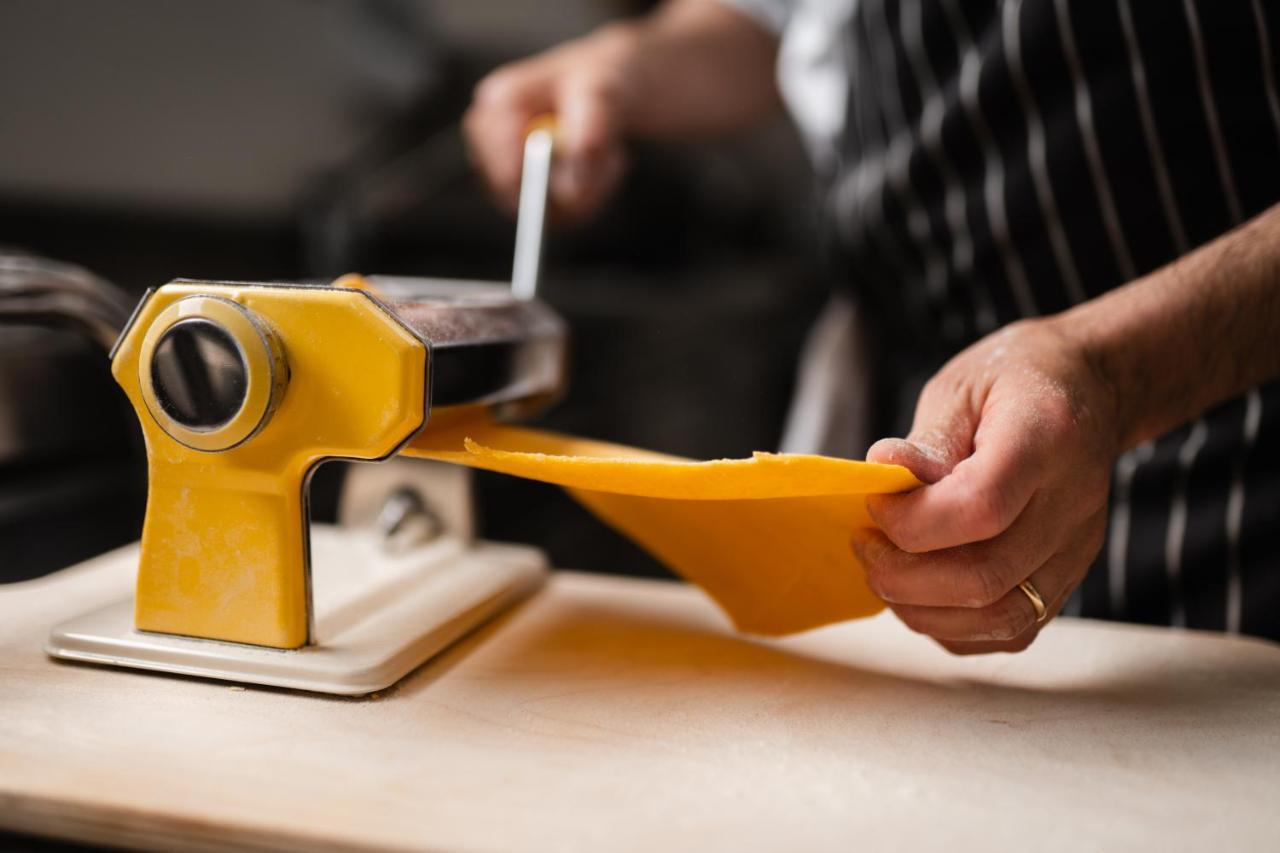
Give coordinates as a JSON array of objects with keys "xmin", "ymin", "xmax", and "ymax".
[
  {"xmin": 45, "ymin": 275, "xmax": 566, "ymax": 694},
  {"xmin": 47, "ymin": 463, "xmax": 545, "ymax": 696},
  {"xmin": 41, "ymin": 121, "xmax": 562, "ymax": 694}
]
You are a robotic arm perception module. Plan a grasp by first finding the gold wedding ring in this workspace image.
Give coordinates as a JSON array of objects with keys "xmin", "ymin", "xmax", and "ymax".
[{"xmin": 1018, "ymin": 579, "xmax": 1048, "ymax": 623}]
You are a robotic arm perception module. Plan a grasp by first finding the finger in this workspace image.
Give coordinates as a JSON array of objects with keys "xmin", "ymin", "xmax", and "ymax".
[
  {"xmin": 549, "ymin": 74, "xmax": 626, "ymax": 217},
  {"xmin": 865, "ymin": 438, "xmax": 955, "ymax": 486},
  {"xmin": 893, "ymin": 571, "xmax": 1062, "ymax": 649},
  {"xmin": 866, "ymin": 400, "xmax": 1050, "ymax": 553},
  {"xmin": 894, "ymin": 515, "xmax": 1102, "ymax": 652},
  {"xmin": 465, "ymin": 67, "xmax": 554, "ymax": 212},
  {"xmin": 885, "ymin": 547, "xmax": 1076, "ymax": 643},
  {"xmin": 936, "ymin": 637, "xmax": 1037, "ymax": 655},
  {"xmin": 931, "ymin": 579, "xmax": 1068, "ymax": 655},
  {"xmin": 550, "ymin": 146, "xmax": 627, "ymax": 222},
  {"xmin": 855, "ymin": 492, "xmax": 1066, "ymax": 608},
  {"xmin": 888, "ymin": 586, "xmax": 1041, "ymax": 643},
  {"xmin": 558, "ymin": 73, "xmax": 624, "ymax": 161},
  {"xmin": 880, "ymin": 555, "xmax": 1070, "ymax": 640},
  {"xmin": 866, "ymin": 382, "xmax": 976, "ymax": 482}
]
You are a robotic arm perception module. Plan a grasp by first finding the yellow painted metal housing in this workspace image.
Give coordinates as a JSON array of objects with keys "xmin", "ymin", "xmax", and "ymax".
[{"xmin": 112, "ymin": 281, "xmax": 428, "ymax": 649}]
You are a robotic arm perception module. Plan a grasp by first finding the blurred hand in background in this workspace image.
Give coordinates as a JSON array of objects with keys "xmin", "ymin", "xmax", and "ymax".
[{"xmin": 462, "ymin": 0, "xmax": 781, "ymax": 221}]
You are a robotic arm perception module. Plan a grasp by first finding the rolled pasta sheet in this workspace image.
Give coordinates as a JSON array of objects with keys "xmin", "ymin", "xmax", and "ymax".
[{"xmin": 405, "ymin": 408, "xmax": 920, "ymax": 635}]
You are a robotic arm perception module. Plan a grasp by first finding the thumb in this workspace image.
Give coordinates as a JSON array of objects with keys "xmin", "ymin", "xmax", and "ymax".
[
  {"xmin": 866, "ymin": 438, "xmax": 954, "ymax": 485},
  {"xmin": 866, "ymin": 391, "xmax": 977, "ymax": 485}
]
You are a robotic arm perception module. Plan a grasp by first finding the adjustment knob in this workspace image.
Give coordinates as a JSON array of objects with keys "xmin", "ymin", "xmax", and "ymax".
[
  {"xmin": 150, "ymin": 319, "xmax": 249, "ymax": 429},
  {"xmin": 138, "ymin": 295, "xmax": 287, "ymax": 452}
]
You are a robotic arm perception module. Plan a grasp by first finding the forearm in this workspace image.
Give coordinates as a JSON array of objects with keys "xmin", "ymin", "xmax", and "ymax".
[
  {"xmin": 1058, "ymin": 202, "xmax": 1280, "ymax": 449},
  {"xmin": 604, "ymin": 0, "xmax": 782, "ymax": 139}
]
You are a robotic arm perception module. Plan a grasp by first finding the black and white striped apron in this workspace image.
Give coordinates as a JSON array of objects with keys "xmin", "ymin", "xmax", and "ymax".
[{"xmin": 745, "ymin": 0, "xmax": 1280, "ymax": 640}]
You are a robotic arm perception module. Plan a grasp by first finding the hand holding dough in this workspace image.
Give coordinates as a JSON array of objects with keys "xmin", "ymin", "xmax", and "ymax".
[{"xmin": 405, "ymin": 410, "xmax": 920, "ymax": 635}]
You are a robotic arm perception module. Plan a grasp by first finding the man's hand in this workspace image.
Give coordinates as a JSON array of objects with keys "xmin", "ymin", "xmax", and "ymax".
[
  {"xmin": 856, "ymin": 318, "xmax": 1120, "ymax": 654},
  {"xmin": 853, "ymin": 202, "xmax": 1280, "ymax": 655},
  {"xmin": 462, "ymin": 1, "xmax": 780, "ymax": 221},
  {"xmin": 463, "ymin": 25, "xmax": 635, "ymax": 220}
]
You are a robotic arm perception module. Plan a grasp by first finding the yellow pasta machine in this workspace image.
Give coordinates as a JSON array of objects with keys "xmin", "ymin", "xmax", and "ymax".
[
  {"xmin": 44, "ymin": 125, "xmax": 565, "ymax": 694},
  {"xmin": 43, "ymin": 274, "xmax": 565, "ymax": 694}
]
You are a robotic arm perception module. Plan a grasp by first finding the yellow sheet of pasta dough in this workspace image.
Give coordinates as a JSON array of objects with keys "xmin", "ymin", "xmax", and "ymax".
[{"xmin": 404, "ymin": 410, "xmax": 920, "ymax": 635}]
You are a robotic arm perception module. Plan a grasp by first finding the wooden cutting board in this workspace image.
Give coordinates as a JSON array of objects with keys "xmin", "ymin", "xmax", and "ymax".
[{"xmin": 2, "ymin": 552, "xmax": 1278, "ymax": 852}]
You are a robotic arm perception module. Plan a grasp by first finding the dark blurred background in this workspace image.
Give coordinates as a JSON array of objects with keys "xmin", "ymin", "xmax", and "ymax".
[{"xmin": 0, "ymin": 0, "xmax": 822, "ymax": 585}]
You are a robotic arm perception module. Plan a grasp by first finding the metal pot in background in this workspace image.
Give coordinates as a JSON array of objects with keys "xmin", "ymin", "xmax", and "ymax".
[{"xmin": 0, "ymin": 251, "xmax": 145, "ymax": 582}]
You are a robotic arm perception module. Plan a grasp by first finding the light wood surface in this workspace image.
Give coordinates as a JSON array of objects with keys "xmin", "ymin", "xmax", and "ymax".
[{"xmin": 2, "ymin": 552, "xmax": 1279, "ymax": 852}]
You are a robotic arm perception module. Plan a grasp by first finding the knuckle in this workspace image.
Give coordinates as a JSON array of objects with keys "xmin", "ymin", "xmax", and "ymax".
[
  {"xmin": 954, "ymin": 562, "xmax": 1008, "ymax": 608},
  {"xmin": 860, "ymin": 557, "xmax": 886, "ymax": 590},
  {"xmin": 857, "ymin": 540, "xmax": 899, "ymax": 595},
  {"xmin": 473, "ymin": 74, "xmax": 503, "ymax": 105},
  {"xmin": 872, "ymin": 505, "xmax": 927, "ymax": 555},
  {"xmin": 959, "ymin": 480, "xmax": 1011, "ymax": 541},
  {"xmin": 1041, "ymin": 387, "xmax": 1076, "ymax": 424},
  {"xmin": 474, "ymin": 68, "xmax": 526, "ymax": 106},
  {"xmin": 888, "ymin": 527, "xmax": 928, "ymax": 555},
  {"xmin": 854, "ymin": 532, "xmax": 885, "ymax": 566},
  {"xmin": 986, "ymin": 596, "xmax": 1036, "ymax": 641},
  {"xmin": 570, "ymin": 70, "xmax": 621, "ymax": 103},
  {"xmin": 878, "ymin": 530, "xmax": 916, "ymax": 555},
  {"xmin": 1039, "ymin": 393, "xmax": 1080, "ymax": 446},
  {"xmin": 859, "ymin": 560, "xmax": 886, "ymax": 597}
]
